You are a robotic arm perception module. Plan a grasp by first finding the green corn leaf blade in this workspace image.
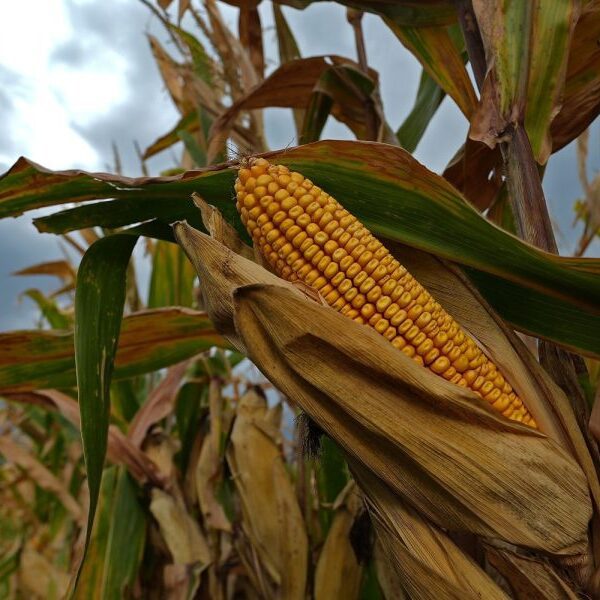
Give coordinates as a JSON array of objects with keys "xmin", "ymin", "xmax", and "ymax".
[
  {"xmin": 466, "ymin": 267, "xmax": 600, "ymax": 359},
  {"xmin": 22, "ymin": 289, "xmax": 72, "ymax": 330},
  {"xmin": 360, "ymin": 561, "xmax": 384, "ymax": 600},
  {"xmin": 74, "ymin": 234, "xmax": 137, "ymax": 574},
  {"xmin": 175, "ymin": 381, "xmax": 208, "ymax": 473},
  {"xmin": 34, "ymin": 197, "xmax": 207, "ymax": 236},
  {"xmin": 143, "ymin": 111, "xmax": 198, "ymax": 160},
  {"xmin": 1, "ymin": 141, "xmax": 599, "ymax": 356},
  {"xmin": 551, "ymin": 5, "xmax": 600, "ymax": 151},
  {"xmin": 0, "ymin": 308, "xmax": 229, "ymax": 393},
  {"xmin": 300, "ymin": 91, "xmax": 333, "ymax": 144},
  {"xmin": 110, "ymin": 378, "xmax": 142, "ymax": 426},
  {"xmin": 316, "ymin": 436, "xmax": 350, "ymax": 533},
  {"xmin": 178, "ymin": 130, "xmax": 207, "ymax": 168},
  {"xmin": 74, "ymin": 467, "xmax": 146, "ymax": 600},
  {"xmin": 396, "ymin": 69, "xmax": 444, "ymax": 153},
  {"xmin": 148, "ymin": 240, "xmax": 196, "ymax": 308},
  {"xmin": 169, "ymin": 25, "xmax": 213, "ymax": 85}
]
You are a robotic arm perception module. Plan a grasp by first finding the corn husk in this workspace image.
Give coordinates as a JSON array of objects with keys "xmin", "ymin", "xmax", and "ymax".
[
  {"xmin": 175, "ymin": 224, "xmax": 591, "ymax": 548},
  {"xmin": 314, "ymin": 482, "xmax": 363, "ymax": 600},
  {"xmin": 226, "ymin": 389, "xmax": 308, "ymax": 599},
  {"xmin": 353, "ymin": 463, "xmax": 509, "ymax": 600},
  {"xmin": 484, "ymin": 543, "xmax": 579, "ymax": 600}
]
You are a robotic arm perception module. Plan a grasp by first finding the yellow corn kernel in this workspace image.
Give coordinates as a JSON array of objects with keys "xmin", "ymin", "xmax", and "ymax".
[{"xmin": 234, "ymin": 158, "xmax": 536, "ymax": 428}]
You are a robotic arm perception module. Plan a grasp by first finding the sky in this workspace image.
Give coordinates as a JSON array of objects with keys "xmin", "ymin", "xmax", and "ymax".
[{"xmin": 0, "ymin": 0, "xmax": 597, "ymax": 331}]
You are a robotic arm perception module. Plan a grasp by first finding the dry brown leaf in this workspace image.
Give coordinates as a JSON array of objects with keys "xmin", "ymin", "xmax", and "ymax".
[
  {"xmin": 355, "ymin": 464, "xmax": 508, "ymax": 600},
  {"xmin": 128, "ymin": 360, "xmax": 191, "ymax": 447},
  {"xmin": 314, "ymin": 482, "xmax": 363, "ymax": 600},
  {"xmin": 204, "ymin": 0, "xmax": 264, "ymax": 156},
  {"xmin": 150, "ymin": 488, "xmax": 212, "ymax": 567},
  {"xmin": 5, "ymin": 390, "xmax": 167, "ymax": 487},
  {"xmin": 0, "ymin": 434, "xmax": 83, "ymax": 524},
  {"xmin": 206, "ymin": 56, "xmax": 378, "ymax": 162},
  {"xmin": 13, "ymin": 259, "xmax": 75, "ymax": 282},
  {"xmin": 178, "ymin": 0, "xmax": 191, "ymax": 22},
  {"xmin": 148, "ymin": 35, "xmax": 193, "ymax": 115},
  {"xmin": 175, "ymin": 226, "xmax": 592, "ymax": 557},
  {"xmin": 590, "ymin": 386, "xmax": 600, "ymax": 445},
  {"xmin": 239, "ymin": 4, "xmax": 264, "ymax": 77},
  {"xmin": 227, "ymin": 390, "xmax": 308, "ymax": 599},
  {"xmin": 195, "ymin": 438, "xmax": 231, "ymax": 532}
]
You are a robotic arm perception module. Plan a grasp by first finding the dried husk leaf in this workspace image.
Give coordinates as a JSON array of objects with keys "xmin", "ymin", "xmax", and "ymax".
[
  {"xmin": 354, "ymin": 464, "xmax": 509, "ymax": 600},
  {"xmin": 173, "ymin": 220, "xmax": 304, "ymax": 346},
  {"xmin": 233, "ymin": 281, "xmax": 591, "ymax": 553},
  {"xmin": 150, "ymin": 488, "xmax": 212, "ymax": 567},
  {"xmin": 174, "ymin": 226, "xmax": 592, "ymax": 556},
  {"xmin": 314, "ymin": 483, "xmax": 363, "ymax": 600},
  {"xmin": 226, "ymin": 390, "xmax": 308, "ymax": 599},
  {"xmin": 194, "ymin": 378, "xmax": 231, "ymax": 532},
  {"xmin": 374, "ymin": 536, "xmax": 409, "ymax": 600},
  {"xmin": 192, "ymin": 192, "xmax": 254, "ymax": 260},
  {"xmin": 485, "ymin": 543, "xmax": 578, "ymax": 600}
]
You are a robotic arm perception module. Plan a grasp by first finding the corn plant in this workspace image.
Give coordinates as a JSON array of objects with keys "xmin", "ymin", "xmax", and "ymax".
[{"xmin": 0, "ymin": 1, "xmax": 599, "ymax": 598}]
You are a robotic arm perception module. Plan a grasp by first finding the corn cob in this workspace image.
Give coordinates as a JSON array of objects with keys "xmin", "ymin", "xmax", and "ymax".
[{"xmin": 234, "ymin": 157, "xmax": 536, "ymax": 428}]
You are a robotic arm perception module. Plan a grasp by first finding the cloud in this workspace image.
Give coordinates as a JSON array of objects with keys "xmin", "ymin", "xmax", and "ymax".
[{"xmin": 46, "ymin": 0, "xmax": 180, "ymax": 175}]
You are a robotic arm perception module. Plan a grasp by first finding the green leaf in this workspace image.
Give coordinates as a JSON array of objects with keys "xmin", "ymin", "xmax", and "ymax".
[
  {"xmin": 316, "ymin": 437, "xmax": 349, "ymax": 532},
  {"xmin": 178, "ymin": 130, "xmax": 207, "ymax": 168},
  {"xmin": 2, "ymin": 141, "xmax": 599, "ymax": 355},
  {"xmin": 175, "ymin": 381, "xmax": 207, "ymax": 473},
  {"xmin": 466, "ymin": 267, "xmax": 600, "ymax": 359},
  {"xmin": 144, "ymin": 111, "xmax": 198, "ymax": 160},
  {"xmin": 34, "ymin": 197, "xmax": 206, "ymax": 235},
  {"xmin": 74, "ymin": 467, "xmax": 146, "ymax": 599},
  {"xmin": 396, "ymin": 69, "xmax": 444, "ymax": 152},
  {"xmin": 551, "ymin": 5, "xmax": 600, "ymax": 151},
  {"xmin": 170, "ymin": 25, "xmax": 213, "ymax": 84},
  {"xmin": 471, "ymin": 1, "xmax": 577, "ymax": 163},
  {"xmin": 74, "ymin": 234, "xmax": 137, "ymax": 569},
  {"xmin": 148, "ymin": 240, "xmax": 196, "ymax": 308},
  {"xmin": 22, "ymin": 289, "xmax": 71, "ymax": 329},
  {"xmin": 0, "ymin": 308, "xmax": 229, "ymax": 393},
  {"xmin": 300, "ymin": 91, "xmax": 333, "ymax": 144}
]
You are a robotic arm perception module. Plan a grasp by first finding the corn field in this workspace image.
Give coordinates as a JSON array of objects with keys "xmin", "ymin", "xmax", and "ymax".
[{"xmin": 0, "ymin": 1, "xmax": 599, "ymax": 598}]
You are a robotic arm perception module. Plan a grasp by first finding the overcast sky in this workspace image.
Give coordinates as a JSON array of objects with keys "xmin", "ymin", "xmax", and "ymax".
[{"xmin": 0, "ymin": 0, "xmax": 597, "ymax": 330}]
